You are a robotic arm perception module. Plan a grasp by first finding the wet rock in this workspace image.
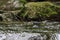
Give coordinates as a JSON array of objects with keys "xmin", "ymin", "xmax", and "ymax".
[
  {"xmin": 2, "ymin": 12, "xmax": 13, "ymax": 21},
  {"xmin": 33, "ymin": 25, "xmax": 38, "ymax": 28},
  {"xmin": 28, "ymin": 35, "xmax": 47, "ymax": 40},
  {"xmin": 50, "ymin": 33, "xmax": 60, "ymax": 40},
  {"xmin": 0, "ymin": 10, "xmax": 21, "ymax": 21},
  {"xmin": 28, "ymin": 36, "xmax": 42, "ymax": 40},
  {"xmin": 3, "ymin": 0, "xmax": 23, "ymax": 10},
  {"xmin": 27, "ymin": 22, "xmax": 33, "ymax": 25}
]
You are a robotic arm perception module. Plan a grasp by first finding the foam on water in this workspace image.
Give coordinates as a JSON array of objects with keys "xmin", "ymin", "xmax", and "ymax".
[
  {"xmin": 0, "ymin": 32, "xmax": 40, "ymax": 40},
  {"xmin": 55, "ymin": 33, "xmax": 60, "ymax": 40}
]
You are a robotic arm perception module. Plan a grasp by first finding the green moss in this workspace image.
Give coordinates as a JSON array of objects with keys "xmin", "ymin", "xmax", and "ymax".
[{"xmin": 19, "ymin": 2, "xmax": 59, "ymax": 20}]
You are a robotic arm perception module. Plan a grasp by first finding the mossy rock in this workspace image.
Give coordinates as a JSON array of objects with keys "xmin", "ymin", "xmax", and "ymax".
[{"xmin": 19, "ymin": 2, "xmax": 59, "ymax": 21}]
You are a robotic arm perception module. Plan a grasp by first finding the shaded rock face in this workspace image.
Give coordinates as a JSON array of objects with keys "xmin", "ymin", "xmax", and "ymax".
[
  {"xmin": 0, "ymin": 12, "xmax": 13, "ymax": 21},
  {"xmin": 0, "ymin": 10, "xmax": 20, "ymax": 22},
  {"xmin": 0, "ymin": 0, "xmax": 23, "ymax": 22},
  {"xmin": 0, "ymin": 0, "xmax": 9, "ymax": 6},
  {"xmin": 0, "ymin": 0, "xmax": 22, "ymax": 10},
  {"xmin": 2, "ymin": 12, "xmax": 13, "ymax": 21},
  {"xmin": 0, "ymin": 16, "xmax": 3, "ymax": 21},
  {"xmin": 0, "ymin": 13, "xmax": 12, "ymax": 21},
  {"xmin": 7, "ymin": 0, "xmax": 20, "ymax": 8}
]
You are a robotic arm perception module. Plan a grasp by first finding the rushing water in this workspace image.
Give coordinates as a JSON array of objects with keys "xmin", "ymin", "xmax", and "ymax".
[
  {"xmin": 0, "ymin": 32, "xmax": 60, "ymax": 40},
  {"xmin": 0, "ymin": 21, "xmax": 60, "ymax": 40},
  {"xmin": 0, "ymin": 32, "xmax": 41, "ymax": 40}
]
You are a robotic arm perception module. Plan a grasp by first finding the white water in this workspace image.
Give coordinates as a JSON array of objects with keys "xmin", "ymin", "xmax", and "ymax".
[
  {"xmin": 55, "ymin": 33, "xmax": 60, "ymax": 40},
  {"xmin": 0, "ymin": 32, "xmax": 40, "ymax": 40},
  {"xmin": 0, "ymin": 32, "xmax": 60, "ymax": 40}
]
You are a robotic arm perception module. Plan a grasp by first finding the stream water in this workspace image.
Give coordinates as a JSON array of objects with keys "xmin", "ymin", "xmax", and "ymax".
[{"xmin": 0, "ymin": 21, "xmax": 60, "ymax": 40}]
